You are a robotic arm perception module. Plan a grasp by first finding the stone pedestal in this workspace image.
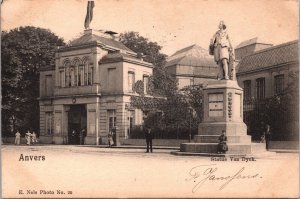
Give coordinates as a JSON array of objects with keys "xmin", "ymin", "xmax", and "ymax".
[{"xmin": 180, "ymin": 80, "xmax": 253, "ymax": 155}]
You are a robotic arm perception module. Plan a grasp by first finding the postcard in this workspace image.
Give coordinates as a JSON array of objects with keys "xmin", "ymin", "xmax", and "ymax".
[{"xmin": 1, "ymin": 0, "xmax": 299, "ymax": 198}]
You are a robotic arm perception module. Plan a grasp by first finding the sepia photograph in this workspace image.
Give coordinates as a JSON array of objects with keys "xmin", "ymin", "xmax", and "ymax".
[{"xmin": 1, "ymin": 0, "xmax": 299, "ymax": 198}]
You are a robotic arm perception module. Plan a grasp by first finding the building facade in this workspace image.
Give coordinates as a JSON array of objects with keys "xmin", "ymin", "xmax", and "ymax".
[
  {"xmin": 236, "ymin": 40, "xmax": 299, "ymax": 139},
  {"xmin": 237, "ymin": 40, "xmax": 298, "ymax": 101},
  {"xmin": 39, "ymin": 29, "xmax": 152, "ymax": 145},
  {"xmin": 165, "ymin": 44, "xmax": 219, "ymax": 89}
]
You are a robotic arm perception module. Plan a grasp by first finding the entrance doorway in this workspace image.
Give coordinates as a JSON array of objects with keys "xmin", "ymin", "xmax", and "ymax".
[{"xmin": 68, "ymin": 105, "xmax": 87, "ymax": 144}]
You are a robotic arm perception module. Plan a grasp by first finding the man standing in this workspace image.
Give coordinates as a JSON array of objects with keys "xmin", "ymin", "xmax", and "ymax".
[
  {"xmin": 15, "ymin": 130, "xmax": 21, "ymax": 145},
  {"xmin": 265, "ymin": 125, "xmax": 272, "ymax": 150},
  {"xmin": 145, "ymin": 127, "xmax": 153, "ymax": 153}
]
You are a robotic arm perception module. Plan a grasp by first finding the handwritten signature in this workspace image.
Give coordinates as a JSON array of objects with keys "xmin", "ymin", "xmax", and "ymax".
[{"xmin": 186, "ymin": 164, "xmax": 261, "ymax": 192}]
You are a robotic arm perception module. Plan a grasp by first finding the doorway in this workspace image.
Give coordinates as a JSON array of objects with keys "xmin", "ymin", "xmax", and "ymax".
[{"xmin": 68, "ymin": 105, "xmax": 87, "ymax": 144}]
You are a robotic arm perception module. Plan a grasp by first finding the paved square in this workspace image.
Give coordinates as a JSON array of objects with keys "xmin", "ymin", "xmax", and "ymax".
[{"xmin": 2, "ymin": 145, "xmax": 299, "ymax": 198}]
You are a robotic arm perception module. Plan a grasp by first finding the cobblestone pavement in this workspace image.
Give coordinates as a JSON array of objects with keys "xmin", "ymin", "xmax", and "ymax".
[{"xmin": 2, "ymin": 145, "xmax": 299, "ymax": 198}]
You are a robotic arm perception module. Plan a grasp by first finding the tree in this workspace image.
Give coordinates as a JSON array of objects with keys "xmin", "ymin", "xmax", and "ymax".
[
  {"xmin": 2, "ymin": 26, "xmax": 65, "ymax": 136},
  {"xmin": 120, "ymin": 32, "xmax": 204, "ymax": 139},
  {"xmin": 119, "ymin": 31, "xmax": 177, "ymax": 96}
]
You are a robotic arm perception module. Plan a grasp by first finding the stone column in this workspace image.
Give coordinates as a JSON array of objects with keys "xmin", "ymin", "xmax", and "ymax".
[
  {"xmin": 53, "ymin": 105, "xmax": 68, "ymax": 144},
  {"xmin": 86, "ymin": 102, "xmax": 100, "ymax": 145}
]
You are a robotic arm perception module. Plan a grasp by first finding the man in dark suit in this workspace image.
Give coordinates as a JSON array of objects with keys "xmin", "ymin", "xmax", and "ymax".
[{"xmin": 145, "ymin": 127, "xmax": 153, "ymax": 153}]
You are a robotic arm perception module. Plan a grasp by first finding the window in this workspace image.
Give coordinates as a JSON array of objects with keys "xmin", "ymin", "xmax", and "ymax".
[
  {"xmin": 107, "ymin": 110, "xmax": 116, "ymax": 131},
  {"xmin": 64, "ymin": 62, "xmax": 70, "ymax": 87},
  {"xmin": 84, "ymin": 61, "xmax": 89, "ymax": 85},
  {"xmin": 143, "ymin": 75, "xmax": 149, "ymax": 94},
  {"xmin": 45, "ymin": 112, "xmax": 53, "ymax": 135},
  {"xmin": 70, "ymin": 67, "xmax": 75, "ymax": 86},
  {"xmin": 127, "ymin": 110, "xmax": 134, "ymax": 138},
  {"xmin": 88, "ymin": 66, "xmax": 93, "ymax": 85},
  {"xmin": 128, "ymin": 72, "xmax": 135, "ymax": 92},
  {"xmin": 45, "ymin": 75, "xmax": 53, "ymax": 96},
  {"xmin": 108, "ymin": 68, "xmax": 116, "ymax": 91},
  {"xmin": 243, "ymin": 80, "xmax": 251, "ymax": 100},
  {"xmin": 79, "ymin": 67, "xmax": 84, "ymax": 86},
  {"xmin": 256, "ymin": 78, "xmax": 265, "ymax": 100},
  {"xmin": 59, "ymin": 70, "xmax": 65, "ymax": 87},
  {"xmin": 274, "ymin": 75, "xmax": 284, "ymax": 95}
]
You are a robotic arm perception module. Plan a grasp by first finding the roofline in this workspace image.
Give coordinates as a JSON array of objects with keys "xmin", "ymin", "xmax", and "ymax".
[
  {"xmin": 57, "ymin": 40, "xmax": 136, "ymax": 55},
  {"xmin": 239, "ymin": 40, "xmax": 298, "ymax": 59},
  {"xmin": 237, "ymin": 60, "xmax": 299, "ymax": 76},
  {"xmin": 100, "ymin": 56, "xmax": 153, "ymax": 68},
  {"xmin": 235, "ymin": 42, "xmax": 273, "ymax": 50},
  {"xmin": 170, "ymin": 44, "xmax": 197, "ymax": 56}
]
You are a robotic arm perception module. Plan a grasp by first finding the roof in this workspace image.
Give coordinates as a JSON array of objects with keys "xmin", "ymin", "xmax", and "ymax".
[
  {"xmin": 235, "ymin": 37, "xmax": 273, "ymax": 49},
  {"xmin": 99, "ymin": 52, "xmax": 153, "ymax": 67},
  {"xmin": 166, "ymin": 44, "xmax": 217, "ymax": 68},
  {"xmin": 67, "ymin": 31, "xmax": 134, "ymax": 53},
  {"xmin": 237, "ymin": 40, "xmax": 299, "ymax": 74}
]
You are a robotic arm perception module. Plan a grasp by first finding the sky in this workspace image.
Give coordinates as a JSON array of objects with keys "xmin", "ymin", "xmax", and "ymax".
[{"xmin": 1, "ymin": 0, "xmax": 299, "ymax": 55}]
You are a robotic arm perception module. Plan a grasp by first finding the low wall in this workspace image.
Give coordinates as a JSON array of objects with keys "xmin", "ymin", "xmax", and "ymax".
[{"xmin": 120, "ymin": 139, "xmax": 189, "ymax": 147}]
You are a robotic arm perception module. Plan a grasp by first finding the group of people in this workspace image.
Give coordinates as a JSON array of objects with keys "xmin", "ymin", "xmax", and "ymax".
[
  {"xmin": 70, "ymin": 128, "xmax": 86, "ymax": 145},
  {"xmin": 14, "ymin": 130, "xmax": 38, "ymax": 145}
]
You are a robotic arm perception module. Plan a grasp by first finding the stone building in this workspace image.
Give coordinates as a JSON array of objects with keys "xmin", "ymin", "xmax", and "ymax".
[
  {"xmin": 39, "ymin": 29, "xmax": 153, "ymax": 145},
  {"xmin": 236, "ymin": 40, "xmax": 299, "ymax": 139},
  {"xmin": 165, "ymin": 44, "xmax": 218, "ymax": 89},
  {"xmin": 237, "ymin": 40, "xmax": 298, "ymax": 102}
]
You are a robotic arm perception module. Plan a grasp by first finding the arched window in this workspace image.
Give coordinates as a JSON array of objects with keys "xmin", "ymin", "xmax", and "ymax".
[
  {"xmin": 73, "ymin": 59, "xmax": 81, "ymax": 86},
  {"xmin": 82, "ymin": 57, "xmax": 93, "ymax": 86},
  {"xmin": 63, "ymin": 60, "xmax": 70, "ymax": 87}
]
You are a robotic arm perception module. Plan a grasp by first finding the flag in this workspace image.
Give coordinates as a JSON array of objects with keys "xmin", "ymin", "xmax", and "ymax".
[{"xmin": 84, "ymin": 1, "xmax": 95, "ymax": 29}]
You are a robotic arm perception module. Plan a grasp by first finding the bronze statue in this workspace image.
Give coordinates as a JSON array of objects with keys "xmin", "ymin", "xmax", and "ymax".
[{"xmin": 210, "ymin": 21, "xmax": 236, "ymax": 80}]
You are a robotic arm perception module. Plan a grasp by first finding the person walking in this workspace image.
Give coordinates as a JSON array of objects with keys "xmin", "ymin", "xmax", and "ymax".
[
  {"xmin": 218, "ymin": 130, "xmax": 228, "ymax": 154},
  {"xmin": 145, "ymin": 127, "xmax": 153, "ymax": 153},
  {"xmin": 265, "ymin": 125, "xmax": 272, "ymax": 150},
  {"xmin": 15, "ymin": 130, "xmax": 21, "ymax": 145},
  {"xmin": 25, "ymin": 130, "xmax": 31, "ymax": 145}
]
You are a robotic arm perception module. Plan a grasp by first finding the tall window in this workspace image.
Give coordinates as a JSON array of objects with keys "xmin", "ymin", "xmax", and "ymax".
[
  {"xmin": 256, "ymin": 78, "xmax": 265, "ymax": 100},
  {"xmin": 107, "ymin": 110, "xmax": 116, "ymax": 131},
  {"xmin": 45, "ymin": 75, "xmax": 53, "ymax": 96},
  {"xmin": 128, "ymin": 72, "xmax": 135, "ymax": 92},
  {"xmin": 74, "ymin": 61, "xmax": 80, "ymax": 86},
  {"xmin": 108, "ymin": 68, "xmax": 116, "ymax": 91},
  {"xmin": 84, "ymin": 61, "xmax": 89, "ymax": 85},
  {"xmin": 127, "ymin": 110, "xmax": 134, "ymax": 138},
  {"xmin": 45, "ymin": 112, "xmax": 53, "ymax": 135},
  {"xmin": 79, "ymin": 66, "xmax": 84, "ymax": 86},
  {"xmin": 88, "ymin": 65, "xmax": 93, "ymax": 85},
  {"xmin": 70, "ymin": 67, "xmax": 75, "ymax": 86},
  {"xmin": 64, "ymin": 62, "xmax": 70, "ymax": 87},
  {"xmin": 243, "ymin": 80, "xmax": 251, "ymax": 100},
  {"xmin": 143, "ymin": 75, "xmax": 149, "ymax": 94},
  {"xmin": 274, "ymin": 75, "xmax": 284, "ymax": 95},
  {"xmin": 59, "ymin": 70, "xmax": 65, "ymax": 87}
]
